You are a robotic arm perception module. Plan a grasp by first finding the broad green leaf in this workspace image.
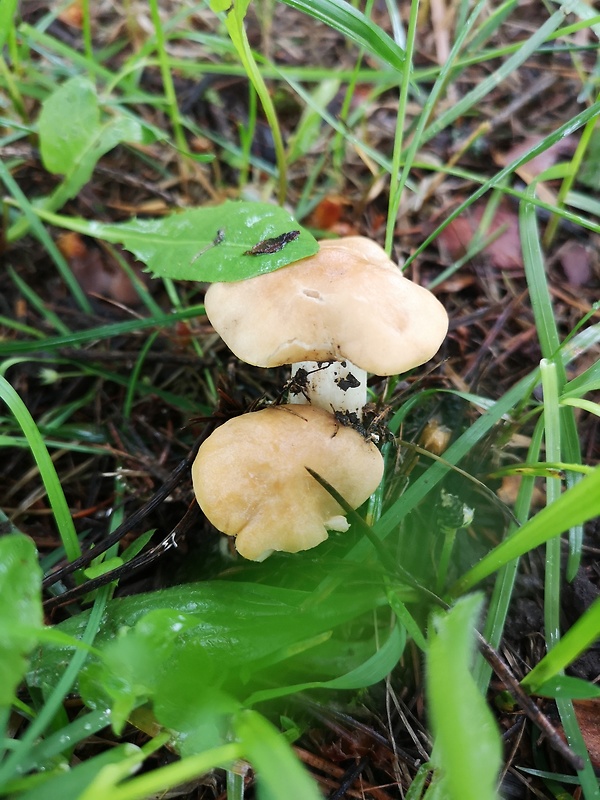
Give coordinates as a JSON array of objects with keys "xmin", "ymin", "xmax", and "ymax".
[
  {"xmin": 28, "ymin": 580, "xmax": 386, "ymax": 756},
  {"xmin": 0, "ymin": 534, "xmax": 43, "ymax": 707},
  {"xmin": 77, "ymin": 609, "xmax": 200, "ymax": 734},
  {"xmin": 452, "ymin": 466, "xmax": 600, "ymax": 595},
  {"xmin": 244, "ymin": 620, "xmax": 405, "ymax": 705},
  {"xmin": 155, "ymin": 679, "xmax": 240, "ymax": 756},
  {"xmin": 234, "ymin": 710, "xmax": 322, "ymax": 800},
  {"xmin": 427, "ymin": 595, "xmax": 502, "ymax": 800},
  {"xmin": 13, "ymin": 743, "xmax": 143, "ymax": 800},
  {"xmin": 38, "ymin": 76, "xmax": 148, "ymax": 205},
  {"xmin": 34, "ymin": 203, "xmax": 319, "ymax": 282},
  {"xmin": 29, "ymin": 581, "xmax": 386, "ymax": 705},
  {"xmin": 281, "ymin": 0, "xmax": 404, "ymax": 70},
  {"xmin": 39, "ymin": 77, "xmax": 101, "ymax": 174}
]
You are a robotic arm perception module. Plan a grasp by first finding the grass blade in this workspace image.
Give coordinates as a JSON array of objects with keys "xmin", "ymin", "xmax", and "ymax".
[
  {"xmin": 451, "ymin": 466, "xmax": 600, "ymax": 596},
  {"xmin": 0, "ymin": 375, "xmax": 80, "ymax": 562},
  {"xmin": 281, "ymin": 0, "xmax": 405, "ymax": 70}
]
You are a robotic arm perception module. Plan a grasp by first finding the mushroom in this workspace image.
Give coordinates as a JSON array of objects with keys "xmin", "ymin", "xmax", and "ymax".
[
  {"xmin": 204, "ymin": 236, "xmax": 448, "ymax": 419},
  {"xmin": 191, "ymin": 405, "xmax": 384, "ymax": 561}
]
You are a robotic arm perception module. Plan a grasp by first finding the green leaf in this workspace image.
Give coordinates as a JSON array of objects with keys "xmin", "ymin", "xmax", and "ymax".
[
  {"xmin": 87, "ymin": 743, "xmax": 242, "ymax": 800},
  {"xmin": 562, "ymin": 357, "xmax": 600, "ymax": 398},
  {"xmin": 29, "ymin": 580, "xmax": 386, "ymax": 709},
  {"xmin": 387, "ymin": 589, "xmax": 428, "ymax": 651},
  {"xmin": 0, "ymin": 534, "xmax": 43, "ymax": 707},
  {"xmin": 234, "ymin": 710, "xmax": 322, "ymax": 800},
  {"xmin": 39, "ymin": 77, "xmax": 101, "ymax": 174},
  {"xmin": 561, "ymin": 397, "xmax": 600, "ymax": 417},
  {"xmin": 405, "ymin": 764, "xmax": 433, "ymax": 800},
  {"xmin": 534, "ymin": 675, "xmax": 600, "ymax": 701},
  {"xmin": 13, "ymin": 743, "xmax": 143, "ymax": 800},
  {"xmin": 38, "ymin": 76, "xmax": 148, "ymax": 204},
  {"xmin": 281, "ymin": 0, "xmax": 404, "ymax": 71},
  {"xmin": 427, "ymin": 595, "xmax": 502, "ymax": 800},
  {"xmin": 33, "ymin": 579, "xmax": 389, "ymax": 767},
  {"xmin": 521, "ymin": 595, "xmax": 600, "ymax": 695},
  {"xmin": 78, "ymin": 609, "xmax": 200, "ymax": 734},
  {"xmin": 579, "ymin": 127, "xmax": 600, "ymax": 190},
  {"xmin": 0, "ymin": 0, "xmax": 18, "ymax": 51},
  {"xmin": 244, "ymin": 621, "xmax": 405, "ymax": 705},
  {"xmin": 155, "ymin": 679, "xmax": 240, "ymax": 756},
  {"xmin": 34, "ymin": 203, "xmax": 319, "ymax": 282},
  {"xmin": 210, "ymin": 0, "xmax": 288, "ymax": 202}
]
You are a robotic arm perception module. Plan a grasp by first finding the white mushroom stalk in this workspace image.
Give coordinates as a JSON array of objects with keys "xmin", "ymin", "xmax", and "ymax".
[{"xmin": 288, "ymin": 360, "xmax": 367, "ymax": 419}]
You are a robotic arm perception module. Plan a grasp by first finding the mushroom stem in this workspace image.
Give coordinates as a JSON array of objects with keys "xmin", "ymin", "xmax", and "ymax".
[{"xmin": 288, "ymin": 360, "xmax": 367, "ymax": 420}]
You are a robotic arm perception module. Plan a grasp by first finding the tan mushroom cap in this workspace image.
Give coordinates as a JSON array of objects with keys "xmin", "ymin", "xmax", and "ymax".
[
  {"xmin": 191, "ymin": 405, "xmax": 384, "ymax": 561},
  {"xmin": 204, "ymin": 236, "xmax": 448, "ymax": 375}
]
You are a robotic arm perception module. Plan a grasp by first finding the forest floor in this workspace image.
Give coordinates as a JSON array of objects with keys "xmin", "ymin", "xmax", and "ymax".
[{"xmin": 1, "ymin": 0, "xmax": 600, "ymax": 798}]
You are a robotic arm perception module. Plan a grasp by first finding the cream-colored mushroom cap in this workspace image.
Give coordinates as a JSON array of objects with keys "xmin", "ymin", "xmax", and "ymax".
[
  {"xmin": 191, "ymin": 405, "xmax": 384, "ymax": 561},
  {"xmin": 204, "ymin": 236, "xmax": 448, "ymax": 375}
]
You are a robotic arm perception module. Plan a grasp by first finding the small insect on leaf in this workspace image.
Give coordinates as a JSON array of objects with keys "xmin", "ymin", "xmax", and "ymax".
[
  {"xmin": 244, "ymin": 230, "xmax": 300, "ymax": 256},
  {"xmin": 191, "ymin": 228, "xmax": 226, "ymax": 263}
]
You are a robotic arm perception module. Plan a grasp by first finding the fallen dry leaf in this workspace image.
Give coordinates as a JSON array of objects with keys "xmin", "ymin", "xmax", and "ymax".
[
  {"xmin": 436, "ymin": 198, "xmax": 523, "ymax": 270},
  {"xmin": 307, "ymin": 196, "xmax": 356, "ymax": 236},
  {"xmin": 57, "ymin": 231, "xmax": 148, "ymax": 305},
  {"xmin": 497, "ymin": 474, "xmax": 545, "ymax": 508},
  {"xmin": 573, "ymin": 699, "xmax": 600, "ymax": 769},
  {"xmin": 494, "ymin": 135, "xmax": 577, "ymax": 182},
  {"xmin": 58, "ymin": 0, "xmax": 83, "ymax": 28},
  {"xmin": 554, "ymin": 240, "xmax": 595, "ymax": 287}
]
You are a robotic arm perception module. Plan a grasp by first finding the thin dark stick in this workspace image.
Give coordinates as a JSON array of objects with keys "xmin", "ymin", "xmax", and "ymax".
[
  {"xmin": 42, "ymin": 425, "xmax": 215, "ymax": 590},
  {"xmin": 43, "ymin": 503, "xmax": 201, "ymax": 610},
  {"xmin": 475, "ymin": 632, "xmax": 585, "ymax": 772},
  {"xmin": 328, "ymin": 756, "xmax": 368, "ymax": 800}
]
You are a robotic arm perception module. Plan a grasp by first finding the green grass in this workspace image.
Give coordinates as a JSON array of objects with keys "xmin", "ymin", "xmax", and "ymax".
[{"xmin": 1, "ymin": 0, "xmax": 600, "ymax": 798}]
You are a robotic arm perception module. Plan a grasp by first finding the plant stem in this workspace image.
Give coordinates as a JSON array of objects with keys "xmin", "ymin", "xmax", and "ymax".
[
  {"xmin": 436, "ymin": 526, "xmax": 457, "ymax": 595},
  {"xmin": 148, "ymin": 0, "xmax": 189, "ymax": 172},
  {"xmin": 220, "ymin": 2, "xmax": 287, "ymax": 204},
  {"xmin": 227, "ymin": 768, "xmax": 245, "ymax": 800},
  {"xmin": 541, "ymin": 358, "xmax": 562, "ymax": 650}
]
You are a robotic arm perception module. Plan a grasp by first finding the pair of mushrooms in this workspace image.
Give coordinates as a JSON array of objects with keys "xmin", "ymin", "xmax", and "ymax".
[{"xmin": 192, "ymin": 236, "xmax": 448, "ymax": 561}]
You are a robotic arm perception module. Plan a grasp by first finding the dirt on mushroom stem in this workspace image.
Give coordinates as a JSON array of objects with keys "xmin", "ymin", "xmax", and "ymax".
[{"xmin": 288, "ymin": 359, "xmax": 368, "ymax": 419}]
